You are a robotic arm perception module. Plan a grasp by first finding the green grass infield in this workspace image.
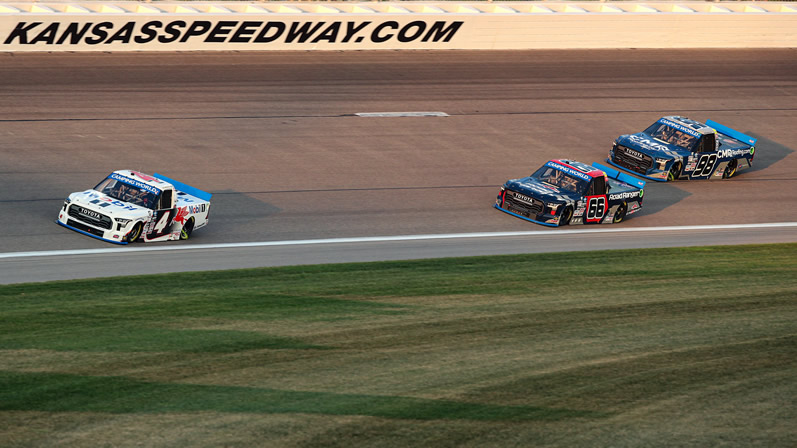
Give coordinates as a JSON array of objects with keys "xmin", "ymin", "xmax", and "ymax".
[{"xmin": 2, "ymin": 244, "xmax": 796, "ymax": 447}]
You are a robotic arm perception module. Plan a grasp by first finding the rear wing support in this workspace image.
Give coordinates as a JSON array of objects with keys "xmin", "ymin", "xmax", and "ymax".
[
  {"xmin": 592, "ymin": 162, "xmax": 646, "ymax": 190},
  {"xmin": 153, "ymin": 173, "xmax": 212, "ymax": 201},
  {"xmin": 705, "ymin": 119, "xmax": 757, "ymax": 147}
]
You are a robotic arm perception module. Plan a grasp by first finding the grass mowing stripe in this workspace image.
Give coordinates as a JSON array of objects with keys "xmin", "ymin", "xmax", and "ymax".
[
  {"xmin": 0, "ymin": 371, "xmax": 603, "ymax": 421},
  {"xmin": 1, "ymin": 243, "xmax": 795, "ymax": 447}
]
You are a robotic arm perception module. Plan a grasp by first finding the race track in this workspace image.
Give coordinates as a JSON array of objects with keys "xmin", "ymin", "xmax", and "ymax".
[{"xmin": 1, "ymin": 49, "xmax": 796, "ymax": 283}]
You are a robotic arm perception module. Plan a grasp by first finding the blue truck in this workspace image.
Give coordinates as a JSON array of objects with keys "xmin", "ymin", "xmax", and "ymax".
[
  {"xmin": 495, "ymin": 159, "xmax": 645, "ymax": 227},
  {"xmin": 607, "ymin": 116, "xmax": 757, "ymax": 181}
]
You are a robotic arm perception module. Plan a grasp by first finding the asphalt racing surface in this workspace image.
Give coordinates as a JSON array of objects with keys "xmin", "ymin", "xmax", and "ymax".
[{"xmin": 1, "ymin": 49, "xmax": 796, "ymax": 283}]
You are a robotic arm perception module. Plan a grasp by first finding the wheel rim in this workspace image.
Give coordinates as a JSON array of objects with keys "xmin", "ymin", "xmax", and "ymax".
[
  {"xmin": 668, "ymin": 163, "xmax": 681, "ymax": 182},
  {"xmin": 724, "ymin": 160, "xmax": 738, "ymax": 179},
  {"xmin": 128, "ymin": 224, "xmax": 141, "ymax": 243},
  {"xmin": 180, "ymin": 219, "xmax": 194, "ymax": 240},
  {"xmin": 560, "ymin": 208, "xmax": 573, "ymax": 226},
  {"xmin": 613, "ymin": 203, "xmax": 627, "ymax": 223}
]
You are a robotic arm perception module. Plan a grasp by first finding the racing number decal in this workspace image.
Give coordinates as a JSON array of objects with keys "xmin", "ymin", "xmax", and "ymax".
[
  {"xmin": 146, "ymin": 208, "xmax": 176, "ymax": 239},
  {"xmin": 585, "ymin": 195, "xmax": 606, "ymax": 223},
  {"xmin": 153, "ymin": 211, "xmax": 172, "ymax": 234},
  {"xmin": 692, "ymin": 154, "xmax": 718, "ymax": 178}
]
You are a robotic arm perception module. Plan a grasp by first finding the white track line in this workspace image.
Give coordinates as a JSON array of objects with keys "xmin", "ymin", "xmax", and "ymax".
[
  {"xmin": 355, "ymin": 112, "xmax": 449, "ymax": 117},
  {"xmin": 2, "ymin": 222, "xmax": 796, "ymax": 260}
]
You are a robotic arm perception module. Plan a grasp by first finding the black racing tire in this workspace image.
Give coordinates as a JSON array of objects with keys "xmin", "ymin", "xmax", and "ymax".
[
  {"xmin": 127, "ymin": 222, "xmax": 143, "ymax": 243},
  {"xmin": 559, "ymin": 206, "xmax": 573, "ymax": 227},
  {"xmin": 722, "ymin": 159, "xmax": 738, "ymax": 179},
  {"xmin": 613, "ymin": 202, "xmax": 628, "ymax": 224},
  {"xmin": 180, "ymin": 217, "xmax": 195, "ymax": 240},
  {"xmin": 667, "ymin": 162, "xmax": 682, "ymax": 182}
]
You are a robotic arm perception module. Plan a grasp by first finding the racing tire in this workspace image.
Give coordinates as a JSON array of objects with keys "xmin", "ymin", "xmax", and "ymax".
[
  {"xmin": 127, "ymin": 222, "xmax": 143, "ymax": 243},
  {"xmin": 613, "ymin": 202, "xmax": 628, "ymax": 224},
  {"xmin": 559, "ymin": 206, "xmax": 573, "ymax": 227},
  {"xmin": 722, "ymin": 159, "xmax": 738, "ymax": 179},
  {"xmin": 667, "ymin": 162, "xmax": 682, "ymax": 182},
  {"xmin": 180, "ymin": 217, "xmax": 194, "ymax": 240}
]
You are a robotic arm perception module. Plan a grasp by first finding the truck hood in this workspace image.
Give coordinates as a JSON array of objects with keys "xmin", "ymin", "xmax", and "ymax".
[
  {"xmin": 505, "ymin": 177, "xmax": 580, "ymax": 204},
  {"xmin": 617, "ymin": 133, "xmax": 689, "ymax": 160},
  {"xmin": 68, "ymin": 190, "xmax": 151, "ymax": 220}
]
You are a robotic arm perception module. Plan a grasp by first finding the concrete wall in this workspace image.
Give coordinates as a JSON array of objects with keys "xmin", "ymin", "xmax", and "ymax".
[{"xmin": 1, "ymin": 1, "xmax": 795, "ymax": 51}]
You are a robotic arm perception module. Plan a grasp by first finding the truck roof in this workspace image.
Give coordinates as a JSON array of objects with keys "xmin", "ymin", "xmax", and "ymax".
[{"xmin": 659, "ymin": 116, "xmax": 714, "ymax": 137}]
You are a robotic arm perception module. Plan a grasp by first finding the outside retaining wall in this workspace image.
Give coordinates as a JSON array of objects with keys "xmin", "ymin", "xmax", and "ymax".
[{"xmin": 1, "ymin": 1, "xmax": 796, "ymax": 51}]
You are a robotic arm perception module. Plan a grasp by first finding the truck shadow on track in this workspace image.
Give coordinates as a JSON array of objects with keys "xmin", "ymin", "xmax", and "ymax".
[
  {"xmin": 746, "ymin": 134, "xmax": 795, "ymax": 175},
  {"xmin": 635, "ymin": 182, "xmax": 692, "ymax": 217},
  {"xmin": 203, "ymin": 190, "xmax": 282, "ymax": 229}
]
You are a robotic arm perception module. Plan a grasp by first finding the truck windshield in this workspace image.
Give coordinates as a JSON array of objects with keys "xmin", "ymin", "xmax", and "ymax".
[
  {"xmin": 645, "ymin": 122, "xmax": 699, "ymax": 151},
  {"xmin": 532, "ymin": 166, "xmax": 590, "ymax": 195},
  {"xmin": 94, "ymin": 177, "xmax": 160, "ymax": 209}
]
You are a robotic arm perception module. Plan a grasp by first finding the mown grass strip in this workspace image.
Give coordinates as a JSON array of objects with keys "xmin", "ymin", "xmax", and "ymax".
[
  {"xmin": 1, "ymin": 244, "xmax": 795, "ymax": 446},
  {"xmin": 0, "ymin": 371, "xmax": 603, "ymax": 421}
]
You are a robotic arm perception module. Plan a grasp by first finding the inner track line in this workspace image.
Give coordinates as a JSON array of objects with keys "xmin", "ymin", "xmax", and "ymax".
[
  {"xmin": 2, "ymin": 107, "xmax": 796, "ymax": 123},
  {"xmin": 2, "ymin": 222, "xmax": 796, "ymax": 260}
]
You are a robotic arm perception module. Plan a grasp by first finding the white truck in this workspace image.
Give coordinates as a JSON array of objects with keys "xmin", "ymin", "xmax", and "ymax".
[{"xmin": 57, "ymin": 170, "xmax": 211, "ymax": 244}]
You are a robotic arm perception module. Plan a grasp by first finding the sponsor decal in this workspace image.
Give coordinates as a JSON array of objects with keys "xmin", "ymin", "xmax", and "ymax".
[
  {"xmin": 608, "ymin": 191, "xmax": 640, "ymax": 200},
  {"xmin": 659, "ymin": 118, "xmax": 702, "ymax": 138},
  {"xmin": 717, "ymin": 148, "xmax": 749, "ymax": 158},
  {"xmin": 512, "ymin": 192, "xmax": 536, "ymax": 205},
  {"xmin": 110, "ymin": 173, "xmax": 160, "ymax": 195},
  {"xmin": 573, "ymin": 207, "xmax": 586, "ymax": 217},
  {"xmin": 3, "ymin": 20, "xmax": 463, "ymax": 46},
  {"xmin": 515, "ymin": 181, "xmax": 558, "ymax": 197},
  {"xmin": 624, "ymin": 148, "xmax": 646, "ymax": 160},
  {"xmin": 544, "ymin": 161, "xmax": 592, "ymax": 182},
  {"xmin": 628, "ymin": 135, "xmax": 669, "ymax": 152},
  {"xmin": 173, "ymin": 207, "xmax": 190, "ymax": 225},
  {"xmin": 79, "ymin": 207, "xmax": 100, "ymax": 219},
  {"xmin": 187, "ymin": 204, "xmax": 206, "ymax": 214},
  {"xmin": 87, "ymin": 192, "xmax": 139, "ymax": 210}
]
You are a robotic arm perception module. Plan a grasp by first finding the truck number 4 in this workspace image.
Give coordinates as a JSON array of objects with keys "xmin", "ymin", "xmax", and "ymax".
[
  {"xmin": 153, "ymin": 211, "xmax": 172, "ymax": 234},
  {"xmin": 146, "ymin": 209, "xmax": 176, "ymax": 238}
]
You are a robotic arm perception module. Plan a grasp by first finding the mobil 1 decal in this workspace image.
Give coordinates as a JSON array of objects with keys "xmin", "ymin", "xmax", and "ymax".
[{"xmin": 3, "ymin": 20, "xmax": 463, "ymax": 47}]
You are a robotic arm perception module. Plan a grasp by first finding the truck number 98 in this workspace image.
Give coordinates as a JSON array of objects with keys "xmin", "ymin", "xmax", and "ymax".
[{"xmin": 693, "ymin": 154, "xmax": 718, "ymax": 177}]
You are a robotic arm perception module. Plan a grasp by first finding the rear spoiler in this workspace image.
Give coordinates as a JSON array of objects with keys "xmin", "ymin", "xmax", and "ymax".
[
  {"xmin": 592, "ymin": 162, "xmax": 646, "ymax": 190},
  {"xmin": 705, "ymin": 119, "xmax": 757, "ymax": 147},
  {"xmin": 153, "ymin": 173, "xmax": 212, "ymax": 201}
]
